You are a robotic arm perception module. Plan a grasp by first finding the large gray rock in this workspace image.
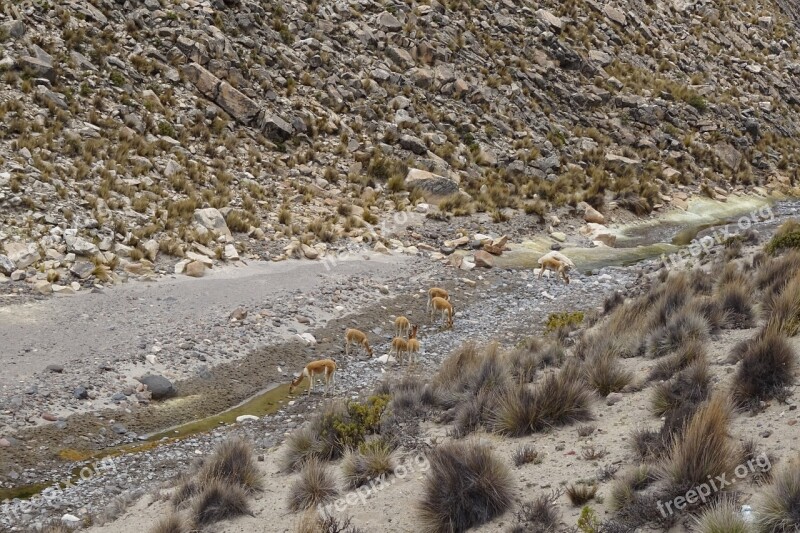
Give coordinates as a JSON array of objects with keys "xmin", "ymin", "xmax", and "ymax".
[
  {"xmin": 377, "ymin": 11, "xmax": 403, "ymax": 31},
  {"xmin": 4, "ymin": 243, "xmax": 40, "ymax": 269},
  {"xmin": 714, "ymin": 143, "xmax": 743, "ymax": 171},
  {"xmin": 193, "ymin": 208, "xmax": 231, "ymax": 238},
  {"xmin": 399, "ymin": 135, "xmax": 428, "ymax": 155},
  {"xmin": 536, "ymin": 9, "xmax": 563, "ymax": 30},
  {"xmin": 0, "ymin": 255, "xmax": 15, "ymax": 275},
  {"xmin": 258, "ymin": 112, "xmax": 294, "ymax": 142},
  {"xmin": 65, "ymin": 235, "xmax": 99, "ymax": 256},
  {"xmin": 136, "ymin": 375, "xmax": 176, "ymax": 400},
  {"xmin": 405, "ymin": 168, "xmax": 459, "ymax": 197},
  {"xmin": 216, "ymin": 81, "xmax": 261, "ymax": 125},
  {"xmin": 18, "ymin": 56, "xmax": 54, "ymax": 81},
  {"xmin": 70, "ymin": 262, "xmax": 94, "ymax": 280}
]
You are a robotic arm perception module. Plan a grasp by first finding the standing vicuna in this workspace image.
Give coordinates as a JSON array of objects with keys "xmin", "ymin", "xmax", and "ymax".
[
  {"xmin": 427, "ymin": 287, "xmax": 449, "ymax": 313},
  {"xmin": 289, "ymin": 358, "xmax": 336, "ymax": 396},
  {"xmin": 406, "ymin": 325, "xmax": 420, "ymax": 366},
  {"xmin": 430, "ymin": 296, "xmax": 454, "ymax": 329},
  {"xmin": 391, "ymin": 333, "xmax": 409, "ymax": 364},
  {"xmin": 344, "ymin": 328, "xmax": 373, "ymax": 357},
  {"xmin": 394, "ymin": 315, "xmax": 411, "ymax": 338},
  {"xmin": 538, "ymin": 257, "xmax": 571, "ymax": 285}
]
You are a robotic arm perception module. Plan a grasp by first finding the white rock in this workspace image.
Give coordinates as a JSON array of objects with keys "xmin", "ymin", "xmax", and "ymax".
[
  {"xmin": 145, "ymin": 354, "xmax": 158, "ymax": 365},
  {"xmin": 298, "ymin": 333, "xmax": 317, "ymax": 345},
  {"xmin": 61, "ymin": 514, "xmax": 80, "ymax": 525},
  {"xmin": 375, "ymin": 354, "xmax": 397, "ymax": 364},
  {"xmin": 236, "ymin": 415, "xmax": 259, "ymax": 423}
]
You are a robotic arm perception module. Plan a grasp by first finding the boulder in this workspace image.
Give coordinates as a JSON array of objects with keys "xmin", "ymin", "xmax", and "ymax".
[
  {"xmin": 536, "ymin": 9, "xmax": 563, "ymax": 30},
  {"xmin": 216, "ymin": 81, "xmax": 261, "ymax": 125},
  {"xmin": 65, "ymin": 235, "xmax": 99, "ymax": 256},
  {"xmin": 4, "ymin": 243, "xmax": 40, "ymax": 269},
  {"xmin": 714, "ymin": 143, "xmax": 743, "ymax": 171},
  {"xmin": 0, "ymin": 255, "xmax": 15, "ymax": 275},
  {"xmin": 405, "ymin": 168, "xmax": 460, "ymax": 198},
  {"xmin": 185, "ymin": 261, "xmax": 206, "ymax": 277},
  {"xmin": 474, "ymin": 250, "xmax": 494, "ymax": 268},
  {"xmin": 193, "ymin": 208, "xmax": 231, "ymax": 238},
  {"xmin": 70, "ymin": 261, "xmax": 95, "ymax": 280},
  {"xmin": 136, "ymin": 375, "xmax": 176, "ymax": 400},
  {"xmin": 578, "ymin": 202, "xmax": 605, "ymax": 224}
]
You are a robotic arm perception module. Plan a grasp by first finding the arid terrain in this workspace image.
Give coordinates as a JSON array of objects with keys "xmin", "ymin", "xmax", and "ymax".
[{"xmin": 5, "ymin": 0, "xmax": 800, "ymax": 532}]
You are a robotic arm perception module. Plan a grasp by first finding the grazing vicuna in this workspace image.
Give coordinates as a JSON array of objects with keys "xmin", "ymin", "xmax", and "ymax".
[
  {"xmin": 289, "ymin": 359, "xmax": 336, "ymax": 396},
  {"xmin": 344, "ymin": 328, "xmax": 373, "ymax": 357},
  {"xmin": 391, "ymin": 334, "xmax": 409, "ymax": 363},
  {"xmin": 538, "ymin": 256, "xmax": 571, "ymax": 285},
  {"xmin": 427, "ymin": 287, "xmax": 449, "ymax": 312},
  {"xmin": 430, "ymin": 296, "xmax": 454, "ymax": 329},
  {"xmin": 395, "ymin": 316, "xmax": 411, "ymax": 338},
  {"xmin": 406, "ymin": 325, "xmax": 420, "ymax": 365}
]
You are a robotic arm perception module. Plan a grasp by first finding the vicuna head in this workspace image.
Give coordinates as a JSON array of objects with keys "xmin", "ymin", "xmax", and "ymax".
[
  {"xmin": 288, "ymin": 374, "xmax": 304, "ymax": 394},
  {"xmin": 410, "ymin": 324, "xmax": 418, "ymax": 339}
]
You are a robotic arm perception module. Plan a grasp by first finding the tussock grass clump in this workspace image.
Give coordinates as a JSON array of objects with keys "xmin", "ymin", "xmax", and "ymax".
[
  {"xmin": 664, "ymin": 394, "xmax": 739, "ymax": 491},
  {"xmin": 341, "ymin": 439, "xmax": 396, "ymax": 489},
  {"xmin": 609, "ymin": 464, "xmax": 654, "ymax": 511},
  {"xmin": 566, "ymin": 483, "xmax": 597, "ymax": 506},
  {"xmin": 584, "ymin": 348, "xmax": 633, "ymax": 396},
  {"xmin": 193, "ymin": 480, "xmax": 252, "ymax": 525},
  {"xmin": 282, "ymin": 425, "xmax": 324, "ymax": 473},
  {"xmin": 763, "ymin": 274, "xmax": 800, "ymax": 336},
  {"xmin": 288, "ymin": 457, "xmax": 340, "ymax": 512},
  {"xmin": 756, "ymin": 250, "xmax": 800, "ymax": 299},
  {"xmin": 691, "ymin": 498, "xmax": 751, "ymax": 533},
  {"xmin": 754, "ymin": 455, "xmax": 800, "ymax": 532},
  {"xmin": 295, "ymin": 511, "xmax": 365, "ymax": 533},
  {"xmin": 510, "ymin": 491, "xmax": 562, "ymax": 533},
  {"xmin": 171, "ymin": 474, "xmax": 200, "ymax": 509},
  {"xmin": 196, "ymin": 437, "xmax": 263, "ymax": 493},
  {"xmin": 150, "ymin": 513, "xmax": 190, "ymax": 533},
  {"xmin": 733, "ymin": 330, "xmax": 796, "ymax": 406},
  {"xmin": 715, "ymin": 284, "xmax": 755, "ymax": 329},
  {"xmin": 647, "ymin": 306, "xmax": 710, "ymax": 358},
  {"xmin": 417, "ymin": 440, "xmax": 513, "ymax": 533},
  {"xmin": 648, "ymin": 338, "xmax": 706, "ymax": 382},
  {"xmin": 492, "ymin": 363, "xmax": 593, "ymax": 437},
  {"xmin": 652, "ymin": 357, "xmax": 710, "ymax": 417}
]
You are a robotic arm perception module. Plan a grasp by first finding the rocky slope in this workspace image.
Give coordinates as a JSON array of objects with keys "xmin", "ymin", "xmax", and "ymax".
[{"xmin": 2, "ymin": 0, "xmax": 800, "ymax": 293}]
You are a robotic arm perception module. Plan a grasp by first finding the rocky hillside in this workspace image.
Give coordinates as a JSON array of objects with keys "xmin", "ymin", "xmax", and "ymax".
[{"xmin": 1, "ymin": 0, "xmax": 800, "ymax": 288}]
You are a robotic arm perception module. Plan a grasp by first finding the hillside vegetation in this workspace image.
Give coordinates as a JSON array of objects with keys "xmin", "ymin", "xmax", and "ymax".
[{"xmin": 1, "ymin": 0, "xmax": 800, "ymax": 283}]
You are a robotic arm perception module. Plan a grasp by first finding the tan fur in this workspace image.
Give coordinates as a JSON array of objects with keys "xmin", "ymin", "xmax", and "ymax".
[
  {"xmin": 406, "ymin": 325, "xmax": 420, "ymax": 365},
  {"xmin": 427, "ymin": 287, "xmax": 449, "ymax": 312},
  {"xmin": 391, "ymin": 336, "xmax": 409, "ymax": 364},
  {"xmin": 430, "ymin": 296, "xmax": 454, "ymax": 329},
  {"xmin": 344, "ymin": 328, "xmax": 373, "ymax": 357},
  {"xmin": 289, "ymin": 359, "xmax": 336, "ymax": 396},
  {"xmin": 538, "ymin": 257, "xmax": 571, "ymax": 284},
  {"xmin": 394, "ymin": 316, "xmax": 411, "ymax": 338}
]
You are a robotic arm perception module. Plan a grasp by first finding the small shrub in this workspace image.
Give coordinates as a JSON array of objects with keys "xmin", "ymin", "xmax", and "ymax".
[
  {"xmin": 577, "ymin": 505, "xmax": 601, "ymax": 532},
  {"xmin": 763, "ymin": 274, "xmax": 800, "ymax": 336},
  {"xmin": 715, "ymin": 284, "xmax": 755, "ymax": 329},
  {"xmin": 512, "ymin": 444, "xmax": 543, "ymax": 467},
  {"xmin": 511, "ymin": 491, "xmax": 562, "ymax": 533},
  {"xmin": 193, "ymin": 480, "xmax": 252, "ymax": 525},
  {"xmin": 647, "ymin": 306, "xmax": 710, "ymax": 358},
  {"xmin": 417, "ymin": 440, "xmax": 513, "ymax": 533},
  {"xmin": 766, "ymin": 219, "xmax": 800, "ymax": 255},
  {"xmin": 288, "ymin": 457, "xmax": 339, "ymax": 512},
  {"xmin": 651, "ymin": 357, "xmax": 710, "ymax": 417},
  {"xmin": 546, "ymin": 311, "xmax": 585, "ymax": 332},
  {"xmin": 577, "ymin": 425, "xmax": 595, "ymax": 437},
  {"xmin": 733, "ymin": 331, "xmax": 796, "ymax": 406}
]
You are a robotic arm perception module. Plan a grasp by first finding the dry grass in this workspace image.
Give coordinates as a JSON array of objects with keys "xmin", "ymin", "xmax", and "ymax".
[
  {"xmin": 510, "ymin": 491, "xmax": 563, "ymax": 533},
  {"xmin": 512, "ymin": 444, "xmax": 543, "ymax": 467},
  {"xmin": 754, "ymin": 455, "xmax": 800, "ymax": 532},
  {"xmin": 691, "ymin": 497, "xmax": 751, "ymax": 533},
  {"xmin": 193, "ymin": 480, "xmax": 252, "ymax": 526},
  {"xmin": 149, "ymin": 513, "xmax": 190, "ymax": 533},
  {"xmin": 733, "ymin": 330, "xmax": 796, "ymax": 407},
  {"xmin": 664, "ymin": 393, "xmax": 740, "ymax": 492},
  {"xmin": 583, "ymin": 347, "xmax": 633, "ymax": 396},
  {"xmin": 196, "ymin": 437, "xmax": 263, "ymax": 493},
  {"xmin": 417, "ymin": 440, "xmax": 513, "ymax": 533},
  {"xmin": 288, "ymin": 457, "xmax": 340, "ymax": 512},
  {"xmin": 341, "ymin": 439, "xmax": 396, "ymax": 489},
  {"xmin": 566, "ymin": 482, "xmax": 598, "ymax": 506}
]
